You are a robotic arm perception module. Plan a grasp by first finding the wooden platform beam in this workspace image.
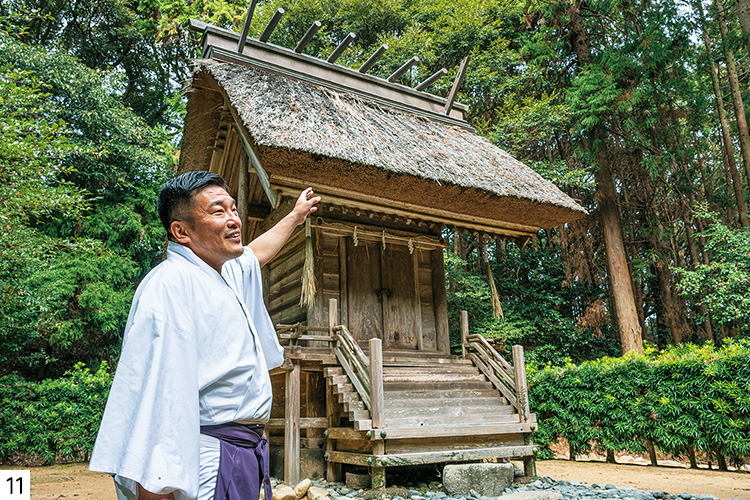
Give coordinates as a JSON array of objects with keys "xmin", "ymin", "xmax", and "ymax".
[{"xmin": 326, "ymin": 444, "xmax": 536, "ymax": 467}]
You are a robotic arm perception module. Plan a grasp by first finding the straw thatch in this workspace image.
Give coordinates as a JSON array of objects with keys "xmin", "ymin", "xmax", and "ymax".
[{"xmin": 184, "ymin": 60, "xmax": 586, "ymax": 229}]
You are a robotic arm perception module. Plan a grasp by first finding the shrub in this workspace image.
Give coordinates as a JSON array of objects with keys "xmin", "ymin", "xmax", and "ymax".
[
  {"xmin": 529, "ymin": 340, "xmax": 750, "ymax": 466},
  {"xmin": 0, "ymin": 362, "xmax": 112, "ymax": 464}
]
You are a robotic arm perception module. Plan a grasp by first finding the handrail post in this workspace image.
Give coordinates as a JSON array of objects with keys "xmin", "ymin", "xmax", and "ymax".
[
  {"xmin": 369, "ymin": 338, "xmax": 384, "ymax": 428},
  {"xmin": 512, "ymin": 344, "xmax": 530, "ymax": 423},
  {"xmin": 329, "ymin": 298, "xmax": 338, "ymax": 337},
  {"xmin": 460, "ymin": 310, "xmax": 469, "ymax": 358},
  {"xmin": 369, "ymin": 337, "xmax": 386, "ymax": 489}
]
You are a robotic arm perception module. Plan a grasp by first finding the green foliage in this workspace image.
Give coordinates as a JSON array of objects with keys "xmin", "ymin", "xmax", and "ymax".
[
  {"xmin": 0, "ymin": 31, "xmax": 174, "ymax": 379},
  {"xmin": 445, "ymin": 237, "xmax": 618, "ymax": 366},
  {"xmin": 0, "ymin": 363, "xmax": 113, "ymax": 464},
  {"xmin": 529, "ymin": 340, "xmax": 750, "ymax": 466},
  {"xmin": 677, "ymin": 215, "xmax": 750, "ymax": 332},
  {"xmin": 3, "ymin": 0, "xmax": 192, "ymax": 128}
]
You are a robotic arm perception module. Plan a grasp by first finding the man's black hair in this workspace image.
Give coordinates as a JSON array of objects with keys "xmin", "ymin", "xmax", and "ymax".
[{"xmin": 157, "ymin": 171, "xmax": 230, "ymax": 240}]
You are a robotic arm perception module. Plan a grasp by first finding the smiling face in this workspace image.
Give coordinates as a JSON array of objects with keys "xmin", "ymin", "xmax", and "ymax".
[{"xmin": 170, "ymin": 185, "xmax": 243, "ymax": 273}]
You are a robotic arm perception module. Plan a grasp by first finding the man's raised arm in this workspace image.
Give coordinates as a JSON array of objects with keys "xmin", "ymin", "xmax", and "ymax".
[{"xmin": 248, "ymin": 187, "xmax": 320, "ymax": 268}]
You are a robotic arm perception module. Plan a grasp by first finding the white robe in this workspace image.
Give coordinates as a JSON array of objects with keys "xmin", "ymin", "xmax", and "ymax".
[{"xmin": 89, "ymin": 242, "xmax": 284, "ymax": 500}]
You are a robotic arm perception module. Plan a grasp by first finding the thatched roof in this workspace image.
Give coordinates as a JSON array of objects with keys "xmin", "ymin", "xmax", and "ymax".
[{"xmin": 183, "ymin": 59, "xmax": 586, "ymax": 230}]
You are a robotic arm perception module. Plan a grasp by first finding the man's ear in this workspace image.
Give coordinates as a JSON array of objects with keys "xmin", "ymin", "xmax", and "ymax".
[{"xmin": 170, "ymin": 220, "xmax": 191, "ymax": 245}]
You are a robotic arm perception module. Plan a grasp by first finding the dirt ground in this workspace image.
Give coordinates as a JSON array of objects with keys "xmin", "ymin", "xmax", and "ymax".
[{"xmin": 9, "ymin": 459, "xmax": 749, "ymax": 500}]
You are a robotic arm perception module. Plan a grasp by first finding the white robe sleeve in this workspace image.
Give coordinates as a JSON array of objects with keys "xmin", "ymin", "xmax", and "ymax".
[
  {"xmin": 223, "ymin": 247, "xmax": 284, "ymax": 370},
  {"xmin": 89, "ymin": 286, "xmax": 201, "ymax": 500}
]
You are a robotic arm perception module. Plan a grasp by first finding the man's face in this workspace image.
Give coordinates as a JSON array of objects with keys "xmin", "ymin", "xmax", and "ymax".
[{"xmin": 174, "ymin": 185, "xmax": 244, "ymax": 272}]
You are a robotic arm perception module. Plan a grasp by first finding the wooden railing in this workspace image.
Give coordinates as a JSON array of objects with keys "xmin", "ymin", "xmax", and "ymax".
[
  {"xmin": 460, "ymin": 310, "xmax": 531, "ymax": 423},
  {"xmin": 332, "ymin": 324, "xmax": 372, "ymax": 409},
  {"xmin": 276, "ymin": 298, "xmax": 384, "ymax": 423}
]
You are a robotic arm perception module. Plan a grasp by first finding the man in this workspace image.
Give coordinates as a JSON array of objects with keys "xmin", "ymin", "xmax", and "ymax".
[{"xmin": 89, "ymin": 171, "xmax": 320, "ymax": 500}]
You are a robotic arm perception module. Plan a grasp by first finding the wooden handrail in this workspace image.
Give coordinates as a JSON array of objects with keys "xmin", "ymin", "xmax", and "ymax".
[
  {"xmin": 328, "ymin": 298, "xmax": 372, "ymax": 411},
  {"xmin": 332, "ymin": 324, "xmax": 371, "ymax": 410},
  {"xmin": 461, "ymin": 310, "xmax": 529, "ymax": 421}
]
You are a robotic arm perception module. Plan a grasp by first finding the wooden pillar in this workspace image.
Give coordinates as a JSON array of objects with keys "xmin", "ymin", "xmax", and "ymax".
[
  {"xmin": 237, "ymin": 153, "xmax": 249, "ymax": 243},
  {"xmin": 284, "ymin": 361, "xmax": 300, "ymax": 485},
  {"xmin": 326, "ymin": 297, "xmax": 342, "ymax": 482},
  {"xmin": 512, "ymin": 345, "xmax": 530, "ymax": 422},
  {"xmin": 325, "ymin": 380, "xmax": 342, "ymax": 482},
  {"xmin": 432, "ymin": 249, "xmax": 450, "ymax": 354},
  {"xmin": 460, "ymin": 310, "xmax": 469, "ymax": 358},
  {"xmin": 369, "ymin": 338, "xmax": 384, "ymax": 428},
  {"xmin": 523, "ymin": 456, "xmax": 537, "ymax": 477},
  {"xmin": 370, "ymin": 453, "xmax": 386, "ymax": 490},
  {"xmin": 369, "ymin": 337, "xmax": 386, "ymax": 488},
  {"xmin": 329, "ymin": 298, "xmax": 338, "ymax": 333},
  {"xmin": 412, "ymin": 251, "xmax": 424, "ymax": 351}
]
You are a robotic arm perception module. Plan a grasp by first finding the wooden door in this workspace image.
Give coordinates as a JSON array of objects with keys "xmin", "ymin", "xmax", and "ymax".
[
  {"xmin": 346, "ymin": 239, "xmax": 383, "ymax": 343},
  {"xmin": 382, "ymin": 246, "xmax": 419, "ymax": 350},
  {"xmin": 346, "ymin": 239, "xmax": 419, "ymax": 350}
]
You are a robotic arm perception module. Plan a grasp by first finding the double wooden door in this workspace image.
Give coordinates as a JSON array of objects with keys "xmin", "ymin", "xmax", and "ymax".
[{"xmin": 346, "ymin": 239, "xmax": 420, "ymax": 350}]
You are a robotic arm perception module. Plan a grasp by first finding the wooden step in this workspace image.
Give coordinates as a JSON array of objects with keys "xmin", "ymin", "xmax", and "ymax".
[
  {"xmin": 327, "ymin": 375, "xmax": 349, "ymax": 385},
  {"xmin": 324, "ymin": 367, "xmax": 344, "ymax": 377},
  {"xmin": 373, "ymin": 422, "xmax": 533, "ymax": 440},
  {"xmin": 386, "ymin": 400, "xmax": 511, "ymax": 410},
  {"xmin": 383, "ymin": 365, "xmax": 482, "ymax": 375},
  {"xmin": 385, "ymin": 388, "xmax": 499, "ymax": 400},
  {"xmin": 342, "ymin": 400, "xmax": 365, "ymax": 412},
  {"xmin": 383, "ymin": 373, "xmax": 487, "ymax": 383},
  {"xmin": 384, "ymin": 404, "xmax": 514, "ymax": 418},
  {"xmin": 331, "ymin": 383, "xmax": 354, "ymax": 394},
  {"xmin": 354, "ymin": 419, "xmax": 372, "ymax": 431},
  {"xmin": 348, "ymin": 409, "xmax": 371, "ymax": 421},
  {"xmin": 383, "ymin": 413, "xmax": 522, "ymax": 428},
  {"xmin": 338, "ymin": 392, "xmax": 361, "ymax": 405},
  {"xmin": 382, "ymin": 358, "xmax": 473, "ymax": 367},
  {"xmin": 384, "ymin": 380, "xmax": 494, "ymax": 391}
]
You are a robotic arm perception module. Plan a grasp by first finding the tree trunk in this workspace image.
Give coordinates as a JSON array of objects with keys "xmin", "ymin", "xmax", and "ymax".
[
  {"xmin": 716, "ymin": 450, "xmax": 728, "ymax": 471},
  {"xmin": 569, "ymin": 0, "xmax": 643, "ymax": 353},
  {"xmin": 687, "ymin": 444, "xmax": 698, "ymax": 469},
  {"xmin": 714, "ymin": 0, "xmax": 750, "ymax": 186},
  {"xmin": 646, "ymin": 439, "xmax": 658, "ymax": 466},
  {"xmin": 684, "ymin": 217, "xmax": 714, "ymax": 340},
  {"xmin": 654, "ymin": 260, "xmax": 682, "ymax": 344},
  {"xmin": 735, "ymin": 0, "xmax": 750, "ymax": 58},
  {"xmin": 698, "ymin": 0, "xmax": 750, "ymax": 226}
]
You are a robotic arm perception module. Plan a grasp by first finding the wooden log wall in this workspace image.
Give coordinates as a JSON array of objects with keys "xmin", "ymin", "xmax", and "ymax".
[
  {"xmin": 266, "ymin": 228, "xmax": 306, "ymax": 325},
  {"xmin": 307, "ymin": 232, "xmax": 342, "ymax": 328}
]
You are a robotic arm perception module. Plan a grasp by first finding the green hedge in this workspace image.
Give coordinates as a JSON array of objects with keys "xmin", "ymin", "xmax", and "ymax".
[
  {"xmin": 0, "ymin": 362, "xmax": 112, "ymax": 464},
  {"xmin": 528, "ymin": 340, "xmax": 750, "ymax": 466},
  {"xmin": 3, "ymin": 342, "xmax": 749, "ymax": 467}
]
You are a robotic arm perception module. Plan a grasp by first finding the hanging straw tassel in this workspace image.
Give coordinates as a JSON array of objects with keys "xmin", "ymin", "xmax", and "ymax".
[
  {"xmin": 299, "ymin": 218, "xmax": 316, "ymax": 307},
  {"xmin": 482, "ymin": 236, "xmax": 504, "ymax": 320}
]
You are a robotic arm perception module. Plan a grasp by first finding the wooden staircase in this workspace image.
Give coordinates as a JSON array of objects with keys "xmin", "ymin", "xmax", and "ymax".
[
  {"xmin": 325, "ymin": 357, "xmax": 530, "ymax": 435},
  {"xmin": 323, "ymin": 348, "xmax": 538, "ymax": 488},
  {"xmin": 276, "ymin": 311, "xmax": 538, "ymax": 488}
]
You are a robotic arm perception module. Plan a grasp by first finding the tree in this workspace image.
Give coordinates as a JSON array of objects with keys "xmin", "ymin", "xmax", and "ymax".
[{"xmin": 0, "ymin": 27, "xmax": 175, "ymax": 379}]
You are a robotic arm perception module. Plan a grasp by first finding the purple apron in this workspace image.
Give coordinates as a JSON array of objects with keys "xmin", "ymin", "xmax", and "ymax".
[{"xmin": 200, "ymin": 423, "xmax": 273, "ymax": 500}]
